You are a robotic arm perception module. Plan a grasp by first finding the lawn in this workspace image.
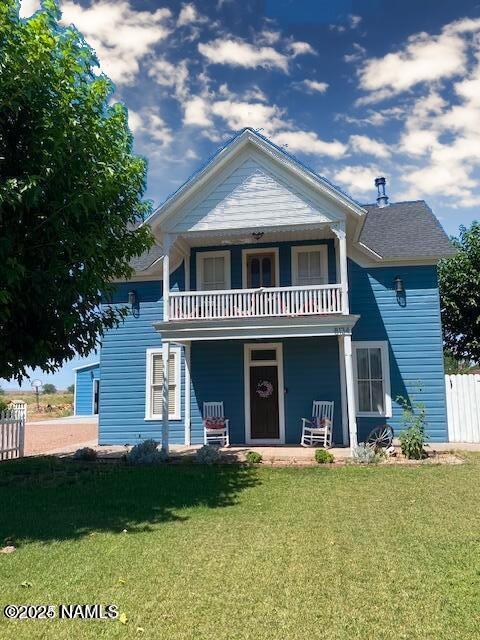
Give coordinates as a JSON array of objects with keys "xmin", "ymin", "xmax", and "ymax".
[{"xmin": 0, "ymin": 455, "xmax": 479, "ymax": 640}]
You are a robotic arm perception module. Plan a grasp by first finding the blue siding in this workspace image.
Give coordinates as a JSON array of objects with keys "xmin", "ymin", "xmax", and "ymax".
[
  {"xmin": 190, "ymin": 239, "xmax": 337, "ymax": 290},
  {"xmin": 190, "ymin": 337, "xmax": 343, "ymax": 445},
  {"xmin": 97, "ymin": 248, "xmax": 448, "ymax": 445},
  {"xmin": 75, "ymin": 363, "xmax": 100, "ymax": 416},
  {"xmin": 349, "ymin": 261, "xmax": 447, "ymax": 442},
  {"xmin": 98, "ymin": 267, "xmax": 187, "ymax": 445}
]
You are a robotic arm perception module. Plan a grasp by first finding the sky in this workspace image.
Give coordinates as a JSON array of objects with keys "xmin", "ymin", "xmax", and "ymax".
[{"xmin": 6, "ymin": 0, "xmax": 480, "ymax": 390}]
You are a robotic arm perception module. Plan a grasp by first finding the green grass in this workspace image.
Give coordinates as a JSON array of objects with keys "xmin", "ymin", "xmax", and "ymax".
[{"xmin": 1, "ymin": 455, "xmax": 480, "ymax": 639}]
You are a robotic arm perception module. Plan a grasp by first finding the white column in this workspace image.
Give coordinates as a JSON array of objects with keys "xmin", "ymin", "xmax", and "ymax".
[
  {"xmin": 163, "ymin": 237, "xmax": 170, "ymax": 322},
  {"xmin": 343, "ymin": 334, "xmax": 358, "ymax": 450},
  {"xmin": 184, "ymin": 255, "xmax": 190, "ymax": 292},
  {"xmin": 331, "ymin": 223, "xmax": 349, "ymax": 314},
  {"xmin": 338, "ymin": 335, "xmax": 349, "ymax": 446},
  {"xmin": 162, "ymin": 341, "xmax": 170, "ymax": 454},
  {"xmin": 184, "ymin": 342, "xmax": 191, "ymax": 446}
]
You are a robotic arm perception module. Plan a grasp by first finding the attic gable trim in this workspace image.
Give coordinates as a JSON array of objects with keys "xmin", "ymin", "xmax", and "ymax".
[{"xmin": 145, "ymin": 129, "xmax": 366, "ymax": 232}]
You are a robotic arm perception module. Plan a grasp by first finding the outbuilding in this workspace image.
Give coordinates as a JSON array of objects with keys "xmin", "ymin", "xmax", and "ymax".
[{"xmin": 73, "ymin": 362, "xmax": 100, "ymax": 416}]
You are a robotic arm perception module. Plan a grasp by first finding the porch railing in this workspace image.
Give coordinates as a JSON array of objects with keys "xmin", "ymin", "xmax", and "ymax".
[{"xmin": 168, "ymin": 284, "xmax": 344, "ymax": 321}]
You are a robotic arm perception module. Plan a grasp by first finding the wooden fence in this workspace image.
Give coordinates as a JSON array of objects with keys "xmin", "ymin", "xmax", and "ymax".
[
  {"xmin": 0, "ymin": 404, "xmax": 26, "ymax": 461},
  {"xmin": 445, "ymin": 374, "xmax": 480, "ymax": 443}
]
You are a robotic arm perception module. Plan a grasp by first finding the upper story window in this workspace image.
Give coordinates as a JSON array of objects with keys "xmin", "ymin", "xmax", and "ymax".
[
  {"xmin": 291, "ymin": 245, "xmax": 328, "ymax": 286},
  {"xmin": 196, "ymin": 250, "xmax": 231, "ymax": 291},
  {"xmin": 352, "ymin": 341, "xmax": 392, "ymax": 418}
]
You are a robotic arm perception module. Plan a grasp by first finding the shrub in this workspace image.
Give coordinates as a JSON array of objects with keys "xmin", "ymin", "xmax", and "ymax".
[
  {"xmin": 246, "ymin": 451, "xmax": 263, "ymax": 464},
  {"xmin": 397, "ymin": 394, "xmax": 427, "ymax": 459},
  {"xmin": 352, "ymin": 443, "xmax": 382, "ymax": 464},
  {"xmin": 0, "ymin": 398, "xmax": 8, "ymax": 413},
  {"xmin": 195, "ymin": 444, "xmax": 222, "ymax": 465},
  {"xmin": 73, "ymin": 447, "xmax": 97, "ymax": 461},
  {"xmin": 126, "ymin": 439, "xmax": 167, "ymax": 465},
  {"xmin": 315, "ymin": 448, "xmax": 334, "ymax": 464},
  {"xmin": 42, "ymin": 383, "xmax": 57, "ymax": 394}
]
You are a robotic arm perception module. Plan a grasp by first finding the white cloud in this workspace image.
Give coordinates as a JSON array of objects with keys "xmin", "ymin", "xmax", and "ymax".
[
  {"xmin": 348, "ymin": 15, "xmax": 362, "ymax": 29},
  {"xmin": 128, "ymin": 108, "xmax": 172, "ymax": 148},
  {"xmin": 273, "ymin": 130, "xmax": 347, "ymax": 158},
  {"xmin": 289, "ymin": 41, "xmax": 317, "ymax": 57},
  {"xmin": 61, "ymin": 1, "xmax": 171, "ymax": 85},
  {"xmin": 344, "ymin": 43, "xmax": 366, "ymax": 63},
  {"xmin": 211, "ymin": 100, "xmax": 286, "ymax": 133},
  {"xmin": 332, "ymin": 165, "xmax": 382, "ymax": 197},
  {"xmin": 357, "ymin": 18, "xmax": 480, "ymax": 103},
  {"xmin": 198, "ymin": 38, "xmax": 289, "ymax": 71},
  {"xmin": 296, "ymin": 79, "xmax": 329, "ymax": 94},
  {"xmin": 19, "ymin": 0, "xmax": 40, "ymax": 17},
  {"xmin": 183, "ymin": 96, "xmax": 213, "ymax": 127},
  {"xmin": 349, "ymin": 134, "xmax": 391, "ymax": 158},
  {"xmin": 177, "ymin": 3, "xmax": 207, "ymax": 27},
  {"xmin": 329, "ymin": 14, "xmax": 363, "ymax": 33},
  {"xmin": 148, "ymin": 58, "xmax": 189, "ymax": 100}
]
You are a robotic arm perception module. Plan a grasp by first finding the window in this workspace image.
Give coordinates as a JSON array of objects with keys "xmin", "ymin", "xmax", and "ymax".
[
  {"xmin": 291, "ymin": 245, "xmax": 328, "ymax": 286},
  {"xmin": 196, "ymin": 250, "xmax": 231, "ymax": 290},
  {"xmin": 352, "ymin": 341, "xmax": 392, "ymax": 417},
  {"xmin": 145, "ymin": 348, "xmax": 181, "ymax": 420}
]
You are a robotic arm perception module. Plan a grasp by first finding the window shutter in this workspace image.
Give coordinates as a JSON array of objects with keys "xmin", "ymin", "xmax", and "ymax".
[{"xmin": 150, "ymin": 352, "xmax": 178, "ymax": 417}]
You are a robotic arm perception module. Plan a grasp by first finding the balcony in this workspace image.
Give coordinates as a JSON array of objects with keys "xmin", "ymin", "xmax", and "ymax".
[{"xmin": 168, "ymin": 284, "xmax": 344, "ymax": 322}]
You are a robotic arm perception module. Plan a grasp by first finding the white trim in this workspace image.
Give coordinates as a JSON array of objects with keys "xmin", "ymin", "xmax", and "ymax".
[
  {"xmin": 73, "ymin": 373, "xmax": 77, "ymax": 417},
  {"xmin": 72, "ymin": 361, "xmax": 99, "ymax": 372},
  {"xmin": 241, "ymin": 247, "xmax": 280, "ymax": 288},
  {"xmin": 244, "ymin": 343, "xmax": 285, "ymax": 445},
  {"xmin": 91, "ymin": 378, "xmax": 100, "ymax": 416},
  {"xmin": 145, "ymin": 347, "xmax": 181, "ymax": 421},
  {"xmin": 184, "ymin": 343, "xmax": 191, "ymax": 445},
  {"xmin": 337, "ymin": 336, "xmax": 349, "ymax": 446},
  {"xmin": 291, "ymin": 244, "xmax": 328, "ymax": 287},
  {"xmin": 352, "ymin": 340, "xmax": 392, "ymax": 418},
  {"xmin": 196, "ymin": 250, "xmax": 231, "ymax": 291},
  {"xmin": 343, "ymin": 335, "xmax": 358, "ymax": 449},
  {"xmin": 145, "ymin": 129, "xmax": 366, "ymax": 232}
]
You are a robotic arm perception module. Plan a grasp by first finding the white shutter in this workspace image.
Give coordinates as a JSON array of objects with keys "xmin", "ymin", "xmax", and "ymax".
[{"xmin": 149, "ymin": 352, "xmax": 178, "ymax": 418}]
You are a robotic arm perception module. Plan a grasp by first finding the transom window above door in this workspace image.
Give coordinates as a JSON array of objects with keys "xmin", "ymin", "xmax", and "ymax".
[
  {"xmin": 196, "ymin": 250, "xmax": 231, "ymax": 291},
  {"xmin": 291, "ymin": 245, "xmax": 328, "ymax": 286}
]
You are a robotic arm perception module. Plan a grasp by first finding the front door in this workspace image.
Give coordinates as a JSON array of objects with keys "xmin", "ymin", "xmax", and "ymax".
[{"xmin": 245, "ymin": 344, "xmax": 284, "ymax": 443}]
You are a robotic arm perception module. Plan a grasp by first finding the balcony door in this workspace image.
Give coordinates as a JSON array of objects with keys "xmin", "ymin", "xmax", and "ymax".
[{"xmin": 244, "ymin": 249, "xmax": 279, "ymax": 288}]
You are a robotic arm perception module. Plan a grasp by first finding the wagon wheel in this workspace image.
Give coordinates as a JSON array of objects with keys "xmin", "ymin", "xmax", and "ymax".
[{"xmin": 366, "ymin": 424, "xmax": 394, "ymax": 449}]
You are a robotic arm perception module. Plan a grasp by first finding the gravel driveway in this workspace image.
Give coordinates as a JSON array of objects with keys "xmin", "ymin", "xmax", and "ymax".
[{"xmin": 25, "ymin": 416, "xmax": 98, "ymax": 456}]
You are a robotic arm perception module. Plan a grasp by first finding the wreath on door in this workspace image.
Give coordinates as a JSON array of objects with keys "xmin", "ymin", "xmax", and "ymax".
[{"xmin": 256, "ymin": 380, "xmax": 274, "ymax": 398}]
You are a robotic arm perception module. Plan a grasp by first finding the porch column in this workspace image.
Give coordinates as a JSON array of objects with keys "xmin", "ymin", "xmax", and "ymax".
[
  {"xmin": 331, "ymin": 223, "xmax": 349, "ymax": 314},
  {"xmin": 338, "ymin": 336, "xmax": 349, "ymax": 446},
  {"xmin": 342, "ymin": 334, "xmax": 358, "ymax": 450},
  {"xmin": 162, "ymin": 340, "xmax": 170, "ymax": 454},
  {"xmin": 184, "ymin": 342, "xmax": 191, "ymax": 446},
  {"xmin": 163, "ymin": 233, "xmax": 176, "ymax": 322},
  {"xmin": 184, "ymin": 254, "xmax": 190, "ymax": 292}
]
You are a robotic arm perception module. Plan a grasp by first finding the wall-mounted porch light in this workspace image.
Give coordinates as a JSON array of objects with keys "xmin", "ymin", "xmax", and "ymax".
[
  {"xmin": 393, "ymin": 276, "xmax": 404, "ymax": 295},
  {"xmin": 128, "ymin": 289, "xmax": 138, "ymax": 309}
]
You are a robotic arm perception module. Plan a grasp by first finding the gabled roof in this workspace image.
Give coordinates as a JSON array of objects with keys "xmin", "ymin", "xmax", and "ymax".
[
  {"xmin": 360, "ymin": 201, "xmax": 456, "ymax": 260},
  {"xmin": 73, "ymin": 361, "xmax": 99, "ymax": 372},
  {"xmin": 144, "ymin": 127, "xmax": 367, "ymax": 231}
]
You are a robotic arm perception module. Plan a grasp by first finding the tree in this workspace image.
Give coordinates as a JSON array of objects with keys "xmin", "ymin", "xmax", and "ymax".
[
  {"xmin": 0, "ymin": 0, "xmax": 153, "ymax": 382},
  {"xmin": 439, "ymin": 222, "xmax": 480, "ymax": 362},
  {"xmin": 66, "ymin": 384, "xmax": 74, "ymax": 394},
  {"xmin": 43, "ymin": 383, "xmax": 57, "ymax": 394}
]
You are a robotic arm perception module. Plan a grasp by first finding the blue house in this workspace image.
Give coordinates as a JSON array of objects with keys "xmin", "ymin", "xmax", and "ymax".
[
  {"xmin": 74, "ymin": 362, "xmax": 100, "ymax": 416},
  {"xmin": 98, "ymin": 129, "xmax": 455, "ymax": 450}
]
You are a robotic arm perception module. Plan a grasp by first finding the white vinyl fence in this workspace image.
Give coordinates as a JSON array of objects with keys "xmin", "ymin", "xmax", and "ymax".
[
  {"xmin": 0, "ymin": 402, "xmax": 26, "ymax": 461},
  {"xmin": 445, "ymin": 374, "xmax": 480, "ymax": 443}
]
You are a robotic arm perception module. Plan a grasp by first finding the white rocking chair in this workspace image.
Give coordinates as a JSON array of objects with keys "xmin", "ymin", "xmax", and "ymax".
[
  {"xmin": 301, "ymin": 401, "xmax": 334, "ymax": 448},
  {"xmin": 203, "ymin": 401, "xmax": 230, "ymax": 447}
]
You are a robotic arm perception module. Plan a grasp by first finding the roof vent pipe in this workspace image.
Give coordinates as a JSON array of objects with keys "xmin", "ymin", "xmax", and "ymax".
[{"xmin": 375, "ymin": 176, "xmax": 389, "ymax": 207}]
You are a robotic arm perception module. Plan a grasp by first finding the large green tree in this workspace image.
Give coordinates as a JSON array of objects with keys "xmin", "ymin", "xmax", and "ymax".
[
  {"xmin": 439, "ymin": 221, "xmax": 480, "ymax": 363},
  {"xmin": 0, "ymin": 0, "xmax": 153, "ymax": 381}
]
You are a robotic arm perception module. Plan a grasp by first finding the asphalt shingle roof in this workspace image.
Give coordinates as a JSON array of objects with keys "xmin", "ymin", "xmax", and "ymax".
[
  {"xmin": 359, "ymin": 200, "xmax": 456, "ymax": 260},
  {"xmin": 129, "ymin": 244, "xmax": 164, "ymax": 272}
]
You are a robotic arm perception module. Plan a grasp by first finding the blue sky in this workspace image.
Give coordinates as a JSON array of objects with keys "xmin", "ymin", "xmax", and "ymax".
[{"xmin": 8, "ymin": 0, "xmax": 480, "ymax": 390}]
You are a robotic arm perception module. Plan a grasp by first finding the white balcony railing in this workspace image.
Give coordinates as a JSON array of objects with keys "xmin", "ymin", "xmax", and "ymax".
[{"xmin": 168, "ymin": 284, "xmax": 344, "ymax": 321}]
